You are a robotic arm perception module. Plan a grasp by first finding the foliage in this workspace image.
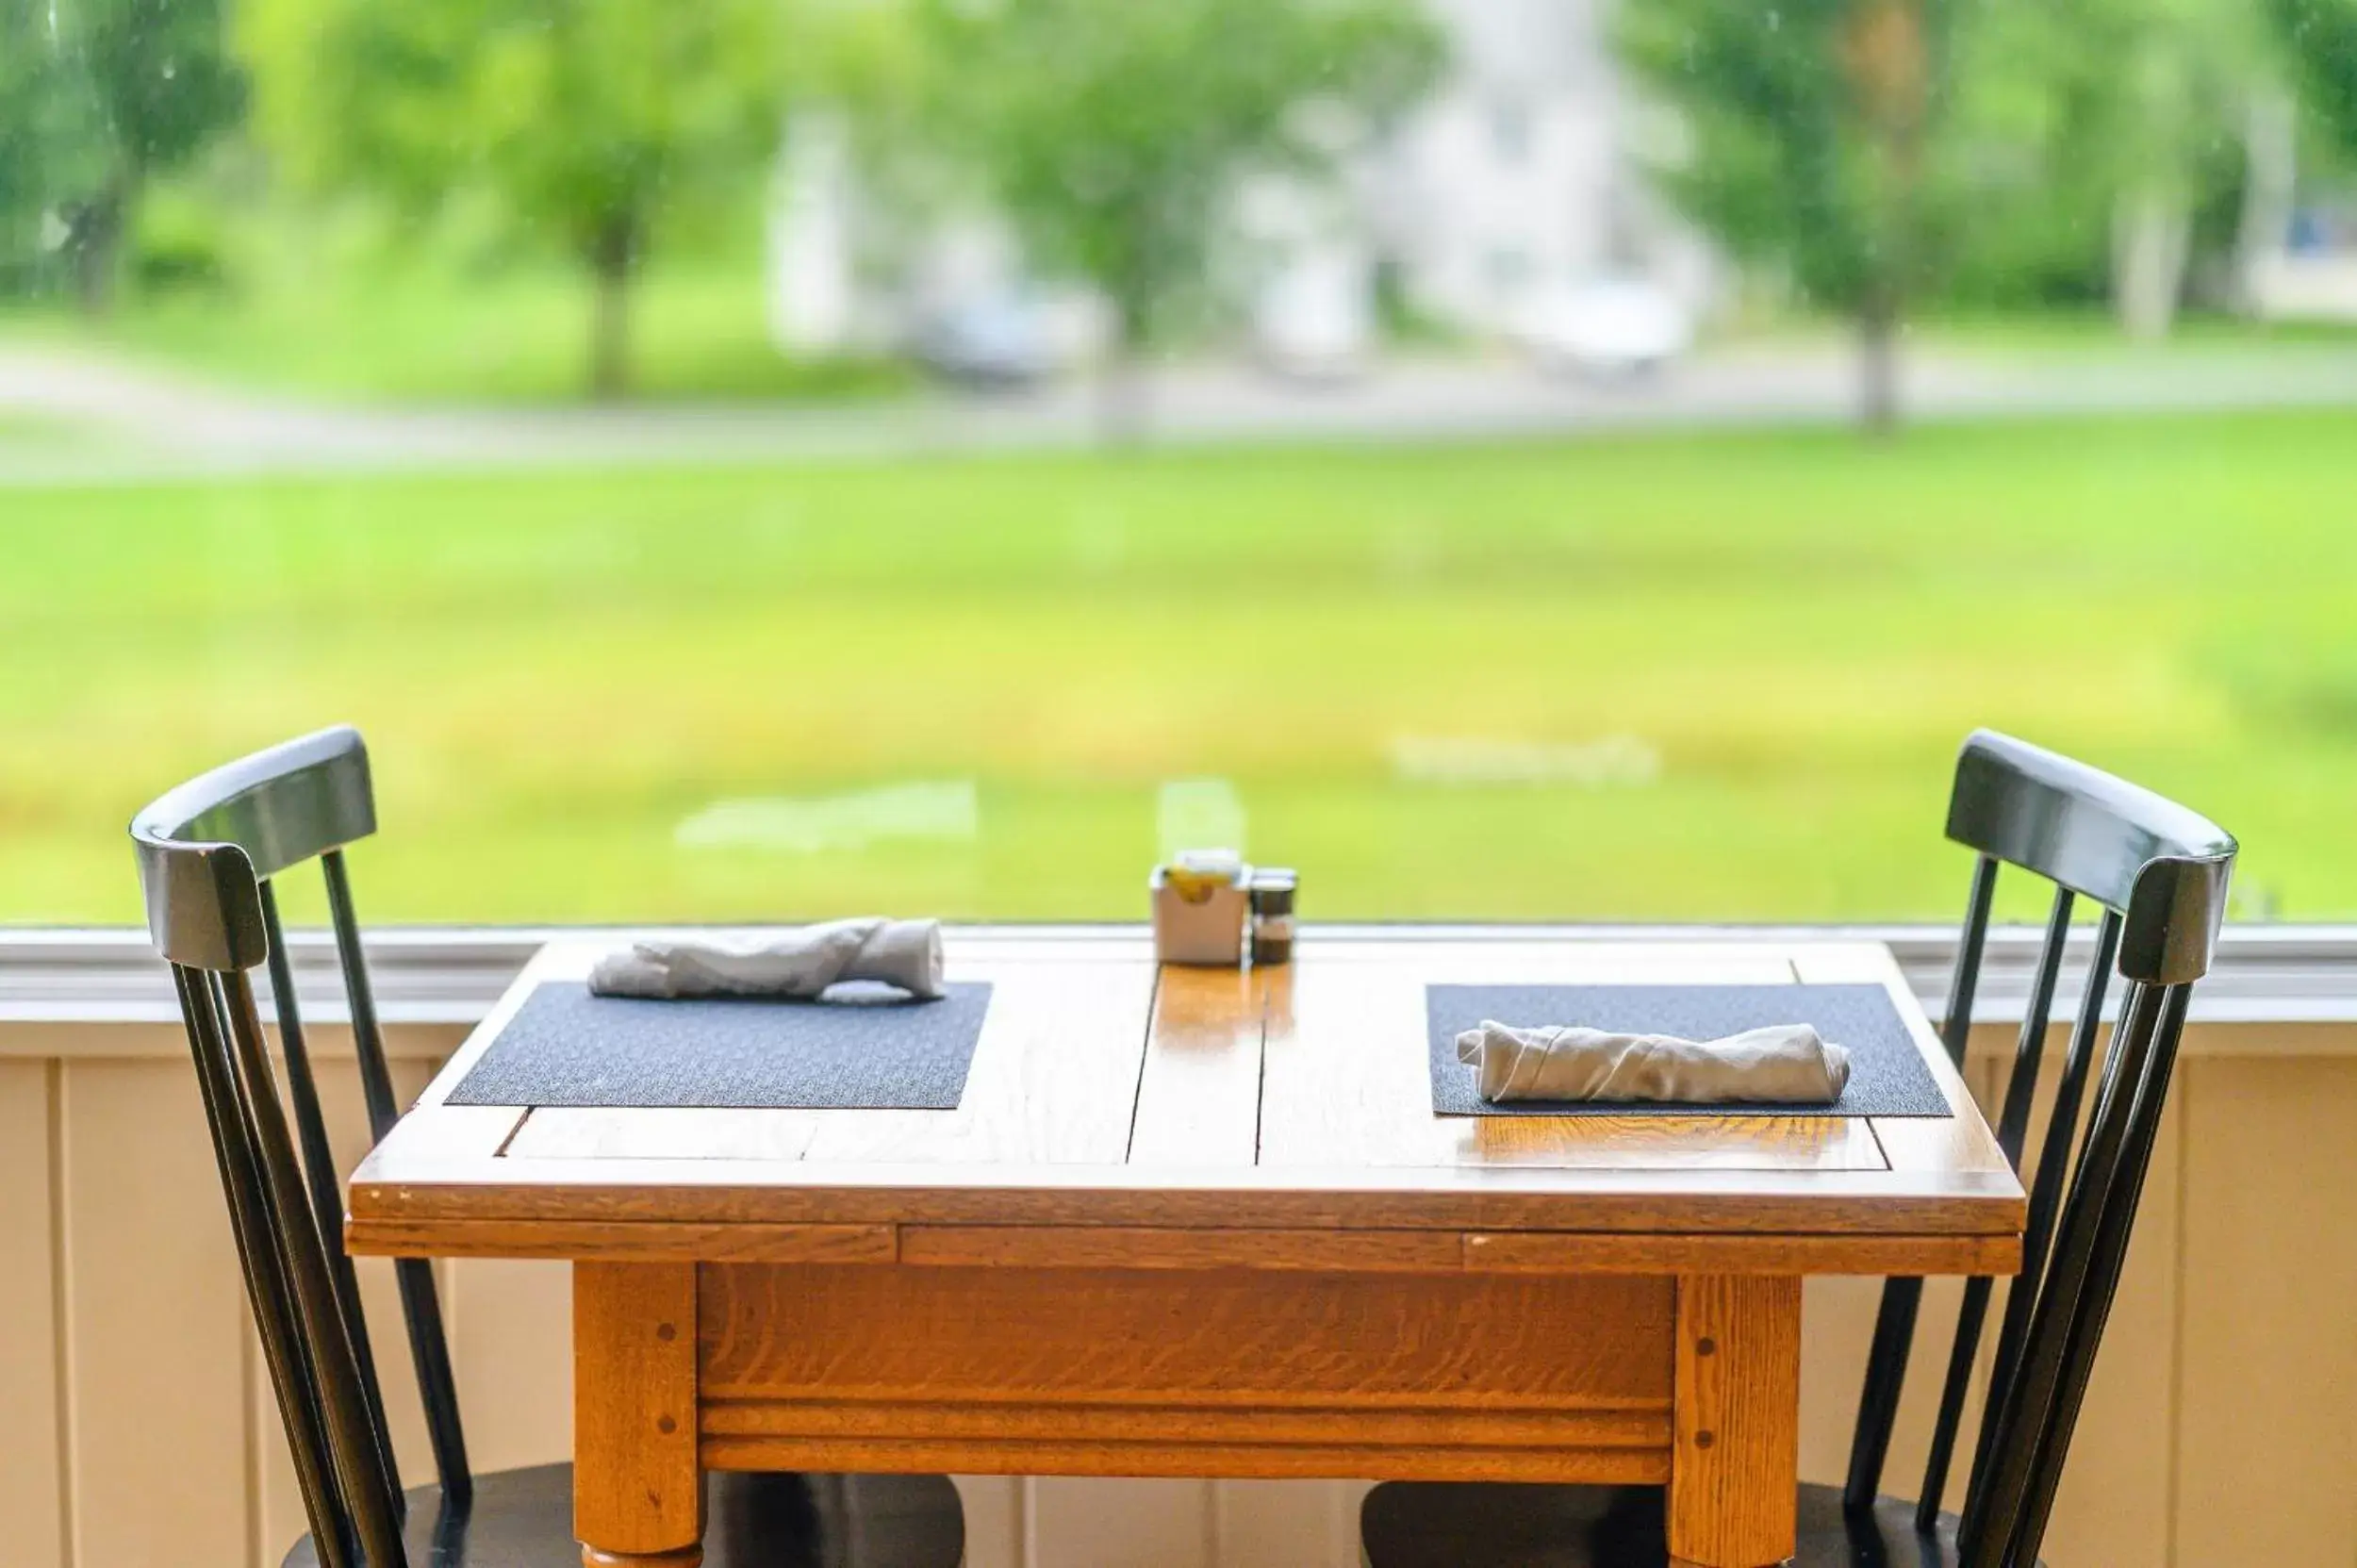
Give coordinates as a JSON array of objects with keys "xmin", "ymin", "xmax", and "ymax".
[
  {"xmin": 2272, "ymin": 0, "xmax": 2357, "ymax": 157},
  {"xmin": 1945, "ymin": 0, "xmax": 2266, "ymax": 318},
  {"xmin": 914, "ymin": 0, "xmax": 1444, "ymax": 366},
  {"xmin": 58, "ymin": 0, "xmax": 243, "ymax": 306},
  {"xmin": 0, "ymin": 0, "xmax": 242, "ymax": 305},
  {"xmin": 0, "ymin": 0, "xmax": 70, "ymax": 288},
  {"xmin": 240, "ymin": 0, "xmax": 788, "ymax": 395},
  {"xmin": 1618, "ymin": 0, "xmax": 1958, "ymax": 426}
]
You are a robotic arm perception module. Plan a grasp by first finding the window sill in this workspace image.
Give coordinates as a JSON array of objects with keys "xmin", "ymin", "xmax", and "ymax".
[{"xmin": 2, "ymin": 923, "xmax": 2354, "ymax": 1043}]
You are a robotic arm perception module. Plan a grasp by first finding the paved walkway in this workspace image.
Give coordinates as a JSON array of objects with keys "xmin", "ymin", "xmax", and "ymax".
[{"xmin": 4, "ymin": 338, "xmax": 2356, "ymax": 485}]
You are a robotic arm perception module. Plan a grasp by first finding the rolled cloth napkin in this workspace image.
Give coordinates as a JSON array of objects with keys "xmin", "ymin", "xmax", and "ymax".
[
  {"xmin": 589, "ymin": 917, "xmax": 946, "ymax": 1001},
  {"xmin": 1455, "ymin": 1020, "xmax": 1851, "ymax": 1104}
]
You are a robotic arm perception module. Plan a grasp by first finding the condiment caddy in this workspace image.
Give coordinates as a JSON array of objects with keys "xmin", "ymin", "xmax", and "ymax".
[{"xmin": 1151, "ymin": 848, "xmax": 1297, "ymax": 967}]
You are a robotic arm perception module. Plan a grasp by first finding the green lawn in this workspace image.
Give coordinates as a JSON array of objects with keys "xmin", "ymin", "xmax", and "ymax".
[
  {"xmin": 4, "ymin": 409, "xmax": 2353, "ymax": 926},
  {"xmin": 0, "ymin": 411, "xmax": 124, "ymax": 458},
  {"xmin": 0, "ymin": 252, "xmax": 909, "ymax": 405}
]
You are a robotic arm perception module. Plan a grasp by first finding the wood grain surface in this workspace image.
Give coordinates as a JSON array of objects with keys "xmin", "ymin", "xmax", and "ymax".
[
  {"xmin": 1668, "ymin": 1275, "xmax": 1802, "ymax": 1568},
  {"xmin": 1258, "ymin": 947, "xmax": 1873, "ymax": 1171},
  {"xmin": 897, "ymin": 1224, "xmax": 1464, "ymax": 1273},
  {"xmin": 348, "ymin": 934, "xmax": 2025, "ymax": 1262},
  {"xmin": 342, "ymin": 934, "xmax": 2022, "ymax": 1562},
  {"xmin": 574, "ymin": 1263, "xmax": 703, "ymax": 1563},
  {"xmin": 697, "ymin": 1262, "xmax": 1673, "ymax": 1482},
  {"xmin": 508, "ymin": 1107, "xmax": 820, "ymax": 1163},
  {"xmin": 1126, "ymin": 964, "xmax": 1271, "ymax": 1167},
  {"xmin": 797, "ymin": 954, "xmax": 1156, "ymax": 1166}
]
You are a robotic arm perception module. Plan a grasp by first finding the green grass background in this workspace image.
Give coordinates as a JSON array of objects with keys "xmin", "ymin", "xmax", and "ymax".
[
  {"xmin": 4, "ymin": 408, "xmax": 2352, "ymax": 926},
  {"xmin": 0, "ymin": 237, "xmax": 909, "ymax": 405}
]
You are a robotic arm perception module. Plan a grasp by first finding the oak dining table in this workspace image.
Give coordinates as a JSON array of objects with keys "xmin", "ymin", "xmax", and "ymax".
[{"xmin": 345, "ymin": 930, "xmax": 2025, "ymax": 1568}]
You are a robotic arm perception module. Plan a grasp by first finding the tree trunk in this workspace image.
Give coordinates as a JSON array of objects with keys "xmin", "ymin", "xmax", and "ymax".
[
  {"xmin": 587, "ymin": 213, "xmax": 640, "ymax": 401},
  {"xmin": 2233, "ymin": 86, "xmax": 2298, "ymax": 318},
  {"xmin": 2113, "ymin": 186, "xmax": 2190, "ymax": 341},
  {"xmin": 69, "ymin": 176, "xmax": 131, "ymax": 317},
  {"xmin": 1857, "ymin": 290, "xmax": 1902, "ymax": 437},
  {"xmin": 1096, "ymin": 296, "xmax": 1152, "ymax": 446},
  {"xmin": 1840, "ymin": 0, "xmax": 1924, "ymax": 436}
]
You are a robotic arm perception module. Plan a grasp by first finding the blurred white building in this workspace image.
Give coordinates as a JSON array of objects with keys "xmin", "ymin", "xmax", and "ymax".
[
  {"xmin": 1373, "ymin": 0, "xmax": 1707, "ymax": 337},
  {"xmin": 767, "ymin": 112, "xmax": 858, "ymax": 354},
  {"xmin": 2236, "ymin": 96, "xmax": 2357, "ymax": 323},
  {"xmin": 766, "ymin": 0, "xmax": 1713, "ymax": 367}
]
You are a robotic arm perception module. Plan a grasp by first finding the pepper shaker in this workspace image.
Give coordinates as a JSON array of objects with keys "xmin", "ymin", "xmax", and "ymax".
[{"xmin": 1249, "ymin": 867, "xmax": 1297, "ymax": 966}]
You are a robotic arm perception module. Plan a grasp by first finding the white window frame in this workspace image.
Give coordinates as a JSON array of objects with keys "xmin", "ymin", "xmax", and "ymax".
[{"xmin": 5, "ymin": 923, "xmax": 2355, "ymax": 1027}]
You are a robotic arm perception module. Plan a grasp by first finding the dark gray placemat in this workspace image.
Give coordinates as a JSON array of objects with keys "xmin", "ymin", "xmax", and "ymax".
[
  {"xmin": 1426, "ymin": 983, "xmax": 1949, "ymax": 1117},
  {"xmin": 447, "ymin": 980, "xmax": 992, "ymax": 1110}
]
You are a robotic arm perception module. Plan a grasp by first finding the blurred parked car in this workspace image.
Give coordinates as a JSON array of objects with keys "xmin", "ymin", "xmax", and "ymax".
[
  {"xmin": 912, "ymin": 294, "xmax": 1063, "ymax": 387},
  {"xmin": 1517, "ymin": 276, "xmax": 1693, "ymax": 380}
]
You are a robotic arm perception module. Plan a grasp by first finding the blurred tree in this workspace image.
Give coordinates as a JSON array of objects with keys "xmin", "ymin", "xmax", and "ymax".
[
  {"xmin": 2273, "ymin": 0, "xmax": 2357, "ymax": 157},
  {"xmin": 915, "ymin": 0, "xmax": 1443, "ymax": 435},
  {"xmin": 1618, "ymin": 0, "xmax": 1954, "ymax": 432},
  {"xmin": 25, "ymin": 0, "xmax": 246, "ymax": 312},
  {"xmin": 242, "ymin": 0, "xmax": 783, "ymax": 398},
  {"xmin": 1949, "ymin": 0, "xmax": 2266, "ymax": 335},
  {"xmin": 0, "ymin": 0, "xmax": 67, "ymax": 290}
]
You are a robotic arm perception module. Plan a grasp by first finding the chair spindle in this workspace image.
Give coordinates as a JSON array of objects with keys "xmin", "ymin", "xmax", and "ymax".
[
  {"xmin": 260, "ymin": 880, "xmax": 405, "ymax": 1512},
  {"xmin": 1967, "ymin": 908, "xmax": 2121, "ymax": 1505},
  {"xmin": 1961, "ymin": 977, "xmax": 2167, "ymax": 1565},
  {"xmin": 1845, "ymin": 852, "xmax": 2000, "ymax": 1511},
  {"xmin": 179, "ymin": 963, "xmax": 359, "ymax": 1568},
  {"xmin": 323, "ymin": 847, "xmax": 475, "ymax": 1509},
  {"xmin": 1999, "ymin": 983, "xmax": 2191, "ymax": 1566},
  {"xmin": 1915, "ymin": 886, "xmax": 2074, "ymax": 1528},
  {"xmin": 218, "ymin": 966, "xmax": 411, "ymax": 1567}
]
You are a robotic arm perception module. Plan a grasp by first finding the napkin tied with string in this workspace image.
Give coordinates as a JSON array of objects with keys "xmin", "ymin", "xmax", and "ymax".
[
  {"xmin": 1455, "ymin": 1020, "xmax": 1850, "ymax": 1104},
  {"xmin": 590, "ymin": 917, "xmax": 945, "ymax": 1001}
]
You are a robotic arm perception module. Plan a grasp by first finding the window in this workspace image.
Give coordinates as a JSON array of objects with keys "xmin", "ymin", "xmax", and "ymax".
[
  {"xmin": 1492, "ymin": 95, "xmax": 1535, "ymax": 165},
  {"xmin": 2, "ymin": 0, "xmax": 2349, "ymax": 927}
]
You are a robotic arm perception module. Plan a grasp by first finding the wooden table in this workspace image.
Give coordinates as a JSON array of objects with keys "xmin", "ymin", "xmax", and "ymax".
[{"xmin": 348, "ymin": 933, "xmax": 2024, "ymax": 1568}]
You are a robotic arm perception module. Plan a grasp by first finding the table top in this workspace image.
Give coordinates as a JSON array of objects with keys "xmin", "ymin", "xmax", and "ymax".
[{"xmin": 347, "ymin": 933, "xmax": 2024, "ymax": 1277}]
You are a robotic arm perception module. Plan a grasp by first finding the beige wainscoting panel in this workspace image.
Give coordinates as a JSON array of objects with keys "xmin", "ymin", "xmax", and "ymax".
[
  {"xmin": 1028, "ymin": 1477, "xmax": 1215, "ymax": 1568},
  {"xmin": 2036, "ymin": 1064, "xmax": 2182, "ymax": 1568},
  {"xmin": 1212, "ymin": 1479, "xmax": 1369, "ymax": 1568},
  {"xmin": 443, "ymin": 1258, "xmax": 576, "ymax": 1476},
  {"xmin": 0, "ymin": 1062, "xmax": 66, "ymax": 1568},
  {"xmin": 61, "ymin": 1056, "xmax": 256, "ymax": 1568},
  {"xmin": 2174, "ymin": 1056, "xmax": 2357, "ymax": 1568},
  {"xmin": 951, "ymin": 1477, "xmax": 1026, "ymax": 1568},
  {"xmin": 1799, "ymin": 1257, "xmax": 1984, "ymax": 1517}
]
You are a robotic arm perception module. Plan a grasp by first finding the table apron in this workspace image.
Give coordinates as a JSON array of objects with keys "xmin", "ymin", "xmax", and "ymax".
[
  {"xmin": 692, "ymin": 1260, "xmax": 1679, "ymax": 1482},
  {"xmin": 349, "ymin": 1217, "xmax": 2020, "ymax": 1278}
]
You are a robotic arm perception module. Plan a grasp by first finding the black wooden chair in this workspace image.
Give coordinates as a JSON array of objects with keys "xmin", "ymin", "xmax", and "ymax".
[
  {"xmin": 131, "ymin": 726, "xmax": 966, "ymax": 1568},
  {"xmin": 1360, "ymin": 729, "xmax": 2235, "ymax": 1568}
]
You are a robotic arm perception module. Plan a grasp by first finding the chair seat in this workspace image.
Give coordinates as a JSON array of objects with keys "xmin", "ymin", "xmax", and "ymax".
[
  {"xmin": 1360, "ymin": 1480, "xmax": 2043, "ymax": 1568},
  {"xmin": 282, "ymin": 1462, "xmax": 964, "ymax": 1567}
]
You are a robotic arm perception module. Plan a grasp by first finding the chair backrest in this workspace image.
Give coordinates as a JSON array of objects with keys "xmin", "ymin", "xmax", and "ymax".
[
  {"xmin": 133, "ymin": 728, "xmax": 472, "ymax": 1565},
  {"xmin": 1842, "ymin": 730, "xmax": 2234, "ymax": 1568}
]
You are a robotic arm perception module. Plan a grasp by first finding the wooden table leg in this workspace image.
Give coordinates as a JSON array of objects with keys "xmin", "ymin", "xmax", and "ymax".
[
  {"xmin": 576, "ymin": 1262, "xmax": 706, "ymax": 1568},
  {"xmin": 1668, "ymin": 1274, "xmax": 1802, "ymax": 1568}
]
